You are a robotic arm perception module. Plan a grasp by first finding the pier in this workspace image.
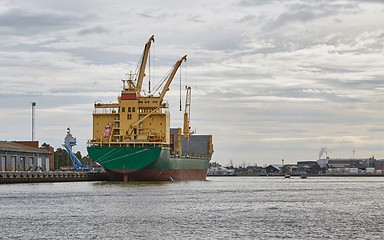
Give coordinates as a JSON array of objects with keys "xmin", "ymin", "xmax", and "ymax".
[{"xmin": 0, "ymin": 171, "xmax": 108, "ymax": 184}]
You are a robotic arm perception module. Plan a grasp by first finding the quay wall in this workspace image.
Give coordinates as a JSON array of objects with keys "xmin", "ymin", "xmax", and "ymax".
[{"xmin": 0, "ymin": 171, "xmax": 108, "ymax": 184}]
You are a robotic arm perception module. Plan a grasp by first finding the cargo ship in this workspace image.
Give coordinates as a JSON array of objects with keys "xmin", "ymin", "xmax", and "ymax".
[{"xmin": 87, "ymin": 35, "xmax": 213, "ymax": 181}]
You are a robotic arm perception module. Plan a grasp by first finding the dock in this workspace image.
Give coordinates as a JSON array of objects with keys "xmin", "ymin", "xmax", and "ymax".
[{"xmin": 0, "ymin": 171, "xmax": 108, "ymax": 184}]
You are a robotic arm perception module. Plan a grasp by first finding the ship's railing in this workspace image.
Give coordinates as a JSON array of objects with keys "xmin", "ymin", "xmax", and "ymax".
[
  {"xmin": 93, "ymin": 102, "xmax": 119, "ymax": 114},
  {"xmin": 170, "ymin": 154, "xmax": 211, "ymax": 159},
  {"xmin": 87, "ymin": 140, "xmax": 168, "ymax": 148},
  {"xmin": 92, "ymin": 101, "xmax": 169, "ymax": 115}
]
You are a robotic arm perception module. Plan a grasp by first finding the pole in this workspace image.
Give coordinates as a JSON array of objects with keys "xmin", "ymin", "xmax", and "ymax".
[{"xmin": 32, "ymin": 102, "xmax": 36, "ymax": 141}]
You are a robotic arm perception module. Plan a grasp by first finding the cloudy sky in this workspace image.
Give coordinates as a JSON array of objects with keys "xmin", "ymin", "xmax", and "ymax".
[{"xmin": 1, "ymin": 0, "xmax": 383, "ymax": 166}]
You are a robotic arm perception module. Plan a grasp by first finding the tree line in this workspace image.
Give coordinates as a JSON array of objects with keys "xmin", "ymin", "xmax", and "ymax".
[{"xmin": 54, "ymin": 147, "xmax": 93, "ymax": 169}]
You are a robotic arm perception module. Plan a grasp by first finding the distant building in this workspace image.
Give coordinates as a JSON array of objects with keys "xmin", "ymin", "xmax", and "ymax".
[
  {"xmin": 261, "ymin": 165, "xmax": 282, "ymax": 175},
  {"xmin": 317, "ymin": 156, "xmax": 384, "ymax": 174},
  {"xmin": 0, "ymin": 141, "xmax": 51, "ymax": 171},
  {"xmin": 374, "ymin": 159, "xmax": 384, "ymax": 171},
  {"xmin": 207, "ymin": 162, "xmax": 235, "ymax": 176},
  {"xmin": 282, "ymin": 164, "xmax": 298, "ymax": 174},
  {"xmin": 318, "ymin": 157, "xmax": 374, "ymax": 169},
  {"xmin": 297, "ymin": 161, "xmax": 318, "ymax": 173},
  {"xmin": 246, "ymin": 165, "xmax": 262, "ymax": 175}
]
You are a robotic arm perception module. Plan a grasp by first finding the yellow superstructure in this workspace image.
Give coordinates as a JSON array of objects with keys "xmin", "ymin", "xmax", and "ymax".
[{"xmin": 89, "ymin": 36, "xmax": 187, "ymax": 146}]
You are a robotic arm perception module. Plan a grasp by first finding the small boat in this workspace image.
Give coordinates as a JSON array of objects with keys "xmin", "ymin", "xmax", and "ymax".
[
  {"xmin": 284, "ymin": 173, "xmax": 291, "ymax": 178},
  {"xmin": 300, "ymin": 174, "xmax": 308, "ymax": 179}
]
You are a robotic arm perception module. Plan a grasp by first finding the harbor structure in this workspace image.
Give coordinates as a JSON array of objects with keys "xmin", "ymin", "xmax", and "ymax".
[{"xmin": 0, "ymin": 171, "xmax": 107, "ymax": 184}]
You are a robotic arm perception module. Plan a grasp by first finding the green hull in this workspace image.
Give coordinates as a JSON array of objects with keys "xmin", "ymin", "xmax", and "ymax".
[
  {"xmin": 87, "ymin": 145, "xmax": 162, "ymax": 171},
  {"xmin": 87, "ymin": 145, "xmax": 211, "ymax": 181}
]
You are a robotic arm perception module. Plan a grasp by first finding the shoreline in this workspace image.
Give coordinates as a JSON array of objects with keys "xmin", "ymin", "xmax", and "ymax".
[{"xmin": 208, "ymin": 174, "xmax": 384, "ymax": 177}]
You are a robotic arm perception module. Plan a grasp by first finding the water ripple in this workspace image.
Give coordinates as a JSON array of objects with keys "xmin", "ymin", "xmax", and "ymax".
[{"xmin": 1, "ymin": 177, "xmax": 383, "ymax": 239}]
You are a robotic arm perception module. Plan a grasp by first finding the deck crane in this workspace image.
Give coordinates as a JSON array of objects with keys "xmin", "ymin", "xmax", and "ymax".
[
  {"xmin": 158, "ymin": 55, "xmax": 187, "ymax": 103},
  {"xmin": 124, "ymin": 55, "xmax": 187, "ymax": 139},
  {"xmin": 183, "ymin": 86, "xmax": 195, "ymax": 138},
  {"xmin": 63, "ymin": 128, "xmax": 93, "ymax": 171},
  {"xmin": 136, "ymin": 35, "xmax": 155, "ymax": 94}
]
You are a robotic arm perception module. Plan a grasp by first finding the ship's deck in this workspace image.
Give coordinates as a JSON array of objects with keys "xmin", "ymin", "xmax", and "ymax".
[{"xmin": 87, "ymin": 140, "xmax": 168, "ymax": 147}]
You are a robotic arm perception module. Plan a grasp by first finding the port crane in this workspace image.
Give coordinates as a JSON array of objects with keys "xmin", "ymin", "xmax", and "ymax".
[{"xmin": 63, "ymin": 128, "xmax": 93, "ymax": 171}]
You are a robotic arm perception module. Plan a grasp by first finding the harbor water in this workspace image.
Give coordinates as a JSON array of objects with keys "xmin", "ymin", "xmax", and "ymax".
[{"xmin": 1, "ymin": 176, "xmax": 383, "ymax": 239}]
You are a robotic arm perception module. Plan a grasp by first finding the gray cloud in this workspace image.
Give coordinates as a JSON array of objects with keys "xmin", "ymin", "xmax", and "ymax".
[
  {"xmin": 272, "ymin": 2, "xmax": 360, "ymax": 26},
  {"xmin": 0, "ymin": 0, "xmax": 383, "ymax": 165},
  {"xmin": 77, "ymin": 25, "xmax": 108, "ymax": 36},
  {"xmin": 0, "ymin": 8, "xmax": 88, "ymax": 35}
]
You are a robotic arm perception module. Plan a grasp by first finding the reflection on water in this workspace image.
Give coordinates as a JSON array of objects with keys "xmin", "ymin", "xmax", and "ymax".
[
  {"xmin": 1, "ymin": 177, "xmax": 383, "ymax": 239},
  {"xmin": 94, "ymin": 181, "xmax": 173, "ymax": 188}
]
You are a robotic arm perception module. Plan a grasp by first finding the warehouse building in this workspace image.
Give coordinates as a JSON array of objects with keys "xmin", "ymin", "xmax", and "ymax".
[{"xmin": 0, "ymin": 141, "xmax": 51, "ymax": 171}]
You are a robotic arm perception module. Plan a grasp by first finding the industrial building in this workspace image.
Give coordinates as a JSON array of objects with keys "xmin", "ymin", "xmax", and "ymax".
[
  {"xmin": 317, "ymin": 157, "xmax": 384, "ymax": 174},
  {"xmin": 0, "ymin": 141, "xmax": 52, "ymax": 171}
]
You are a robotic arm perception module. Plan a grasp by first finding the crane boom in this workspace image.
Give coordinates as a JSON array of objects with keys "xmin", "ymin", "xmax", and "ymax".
[
  {"xmin": 183, "ymin": 86, "xmax": 192, "ymax": 137},
  {"xmin": 159, "ymin": 55, "xmax": 187, "ymax": 102},
  {"xmin": 136, "ymin": 35, "xmax": 155, "ymax": 93}
]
